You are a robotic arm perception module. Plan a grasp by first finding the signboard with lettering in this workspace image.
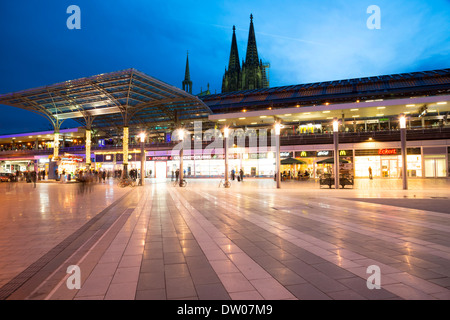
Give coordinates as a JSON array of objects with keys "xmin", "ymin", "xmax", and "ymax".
[
  {"xmin": 249, "ymin": 153, "xmax": 268, "ymax": 159},
  {"xmin": 378, "ymin": 148, "xmax": 397, "ymax": 155},
  {"xmin": 146, "ymin": 156, "xmax": 173, "ymax": 161},
  {"xmin": 280, "ymin": 152, "xmax": 293, "ymax": 158},
  {"xmin": 316, "ymin": 150, "xmax": 331, "ymax": 157}
]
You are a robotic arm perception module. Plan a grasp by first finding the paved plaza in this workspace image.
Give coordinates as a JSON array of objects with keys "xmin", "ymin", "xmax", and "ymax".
[{"xmin": 0, "ymin": 178, "xmax": 449, "ymax": 300}]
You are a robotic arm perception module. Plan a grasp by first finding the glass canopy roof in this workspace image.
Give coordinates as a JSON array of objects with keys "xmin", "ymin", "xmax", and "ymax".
[{"xmin": 0, "ymin": 69, "xmax": 212, "ymax": 136}]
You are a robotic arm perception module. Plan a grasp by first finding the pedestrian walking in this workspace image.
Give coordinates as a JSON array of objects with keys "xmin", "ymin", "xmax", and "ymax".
[
  {"xmin": 368, "ymin": 166, "xmax": 373, "ymax": 180},
  {"xmin": 31, "ymin": 170, "xmax": 37, "ymax": 188},
  {"xmin": 239, "ymin": 169, "xmax": 244, "ymax": 182}
]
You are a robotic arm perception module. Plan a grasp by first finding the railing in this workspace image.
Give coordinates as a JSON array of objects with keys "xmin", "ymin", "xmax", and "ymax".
[{"xmin": 280, "ymin": 126, "xmax": 450, "ymax": 145}]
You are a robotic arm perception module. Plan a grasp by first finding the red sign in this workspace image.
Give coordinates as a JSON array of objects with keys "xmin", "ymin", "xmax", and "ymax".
[
  {"xmin": 147, "ymin": 156, "xmax": 172, "ymax": 161},
  {"xmin": 378, "ymin": 148, "xmax": 397, "ymax": 155}
]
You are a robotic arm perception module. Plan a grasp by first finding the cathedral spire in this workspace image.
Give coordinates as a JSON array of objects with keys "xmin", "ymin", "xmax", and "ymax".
[
  {"xmin": 182, "ymin": 51, "xmax": 192, "ymax": 94},
  {"xmin": 245, "ymin": 13, "xmax": 259, "ymax": 66},
  {"xmin": 222, "ymin": 15, "xmax": 268, "ymax": 93},
  {"xmin": 185, "ymin": 51, "xmax": 191, "ymax": 81},
  {"xmin": 228, "ymin": 25, "xmax": 240, "ymax": 72}
]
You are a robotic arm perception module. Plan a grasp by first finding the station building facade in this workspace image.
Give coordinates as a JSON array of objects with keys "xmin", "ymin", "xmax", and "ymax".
[{"xmin": 1, "ymin": 68, "xmax": 449, "ymax": 181}]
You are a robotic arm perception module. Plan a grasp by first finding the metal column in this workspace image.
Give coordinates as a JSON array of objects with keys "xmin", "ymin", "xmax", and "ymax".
[{"xmin": 401, "ymin": 127, "xmax": 408, "ymax": 190}]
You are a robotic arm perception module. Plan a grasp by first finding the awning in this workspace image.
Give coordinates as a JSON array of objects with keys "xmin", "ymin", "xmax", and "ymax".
[
  {"xmin": 280, "ymin": 157, "xmax": 306, "ymax": 165},
  {"xmin": 316, "ymin": 157, "xmax": 350, "ymax": 164}
]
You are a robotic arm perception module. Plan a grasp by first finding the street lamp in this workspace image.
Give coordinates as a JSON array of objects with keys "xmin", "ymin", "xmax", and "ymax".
[
  {"xmin": 333, "ymin": 118, "xmax": 340, "ymax": 189},
  {"xmin": 139, "ymin": 132, "xmax": 146, "ymax": 186},
  {"xmin": 223, "ymin": 127, "xmax": 231, "ymax": 188},
  {"xmin": 274, "ymin": 122, "xmax": 281, "ymax": 189},
  {"xmin": 123, "ymin": 126, "xmax": 129, "ymax": 178},
  {"xmin": 399, "ymin": 114, "xmax": 408, "ymax": 190},
  {"xmin": 85, "ymin": 129, "xmax": 92, "ymax": 169},
  {"xmin": 177, "ymin": 128, "xmax": 186, "ymax": 187}
]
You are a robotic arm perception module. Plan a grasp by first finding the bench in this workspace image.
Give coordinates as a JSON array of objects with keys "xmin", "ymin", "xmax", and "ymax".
[{"xmin": 319, "ymin": 174, "xmax": 354, "ymax": 189}]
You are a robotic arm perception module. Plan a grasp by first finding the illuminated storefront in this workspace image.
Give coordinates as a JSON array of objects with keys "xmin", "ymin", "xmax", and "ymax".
[
  {"xmin": 354, "ymin": 148, "xmax": 422, "ymax": 178},
  {"xmin": 145, "ymin": 152, "xmax": 275, "ymax": 178},
  {"xmin": 294, "ymin": 150, "xmax": 354, "ymax": 178},
  {"xmin": 90, "ymin": 144, "xmax": 447, "ymax": 180},
  {"xmin": 94, "ymin": 150, "xmax": 143, "ymax": 172},
  {"xmin": 423, "ymin": 146, "xmax": 448, "ymax": 178},
  {"xmin": 56, "ymin": 154, "xmax": 84, "ymax": 176},
  {"xmin": 1, "ymin": 159, "xmax": 34, "ymax": 173}
]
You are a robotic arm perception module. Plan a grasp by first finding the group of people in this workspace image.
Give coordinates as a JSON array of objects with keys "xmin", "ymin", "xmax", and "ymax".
[
  {"xmin": 230, "ymin": 169, "xmax": 244, "ymax": 182},
  {"xmin": 11, "ymin": 170, "xmax": 40, "ymax": 187},
  {"xmin": 274, "ymin": 170, "xmax": 310, "ymax": 181},
  {"xmin": 75, "ymin": 169, "xmax": 113, "ymax": 183}
]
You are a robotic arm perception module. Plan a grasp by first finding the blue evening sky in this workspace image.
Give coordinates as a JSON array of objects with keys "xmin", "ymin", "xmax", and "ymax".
[{"xmin": 0, "ymin": 0, "xmax": 449, "ymax": 134}]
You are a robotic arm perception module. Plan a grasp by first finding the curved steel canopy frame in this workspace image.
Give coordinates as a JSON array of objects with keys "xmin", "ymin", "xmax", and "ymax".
[{"xmin": 0, "ymin": 68, "xmax": 212, "ymax": 136}]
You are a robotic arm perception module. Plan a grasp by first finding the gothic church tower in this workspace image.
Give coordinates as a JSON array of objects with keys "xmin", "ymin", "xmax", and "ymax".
[
  {"xmin": 182, "ymin": 51, "xmax": 193, "ymax": 94},
  {"xmin": 222, "ymin": 14, "xmax": 269, "ymax": 93}
]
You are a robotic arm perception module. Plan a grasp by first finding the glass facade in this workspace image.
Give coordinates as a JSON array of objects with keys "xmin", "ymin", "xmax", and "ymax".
[
  {"xmin": 90, "ymin": 144, "xmax": 450, "ymax": 179},
  {"xmin": 354, "ymin": 148, "xmax": 422, "ymax": 178},
  {"xmin": 424, "ymin": 156, "xmax": 447, "ymax": 178}
]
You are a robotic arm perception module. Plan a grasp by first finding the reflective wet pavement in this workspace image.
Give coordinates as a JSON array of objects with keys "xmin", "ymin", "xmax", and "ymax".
[{"xmin": 0, "ymin": 178, "xmax": 449, "ymax": 300}]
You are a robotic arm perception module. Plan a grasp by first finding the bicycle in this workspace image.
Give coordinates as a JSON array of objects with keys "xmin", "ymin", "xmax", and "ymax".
[
  {"xmin": 219, "ymin": 179, "xmax": 231, "ymax": 188},
  {"xmin": 118, "ymin": 178, "xmax": 136, "ymax": 188}
]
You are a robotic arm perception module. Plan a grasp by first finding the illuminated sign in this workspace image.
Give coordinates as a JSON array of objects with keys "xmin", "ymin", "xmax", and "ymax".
[
  {"xmin": 146, "ymin": 156, "xmax": 172, "ymax": 161},
  {"xmin": 280, "ymin": 152, "xmax": 293, "ymax": 158},
  {"xmin": 339, "ymin": 150, "xmax": 347, "ymax": 156},
  {"xmin": 60, "ymin": 155, "xmax": 83, "ymax": 162},
  {"xmin": 317, "ymin": 151, "xmax": 330, "ymax": 156},
  {"xmin": 105, "ymin": 155, "xmax": 112, "ymax": 161},
  {"xmin": 296, "ymin": 151, "xmax": 315, "ymax": 157},
  {"xmin": 378, "ymin": 148, "xmax": 397, "ymax": 155}
]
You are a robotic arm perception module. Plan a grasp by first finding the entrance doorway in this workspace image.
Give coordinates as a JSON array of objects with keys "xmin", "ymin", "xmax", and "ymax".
[
  {"xmin": 424, "ymin": 157, "xmax": 447, "ymax": 178},
  {"xmin": 381, "ymin": 157, "xmax": 398, "ymax": 178},
  {"xmin": 155, "ymin": 161, "xmax": 167, "ymax": 180}
]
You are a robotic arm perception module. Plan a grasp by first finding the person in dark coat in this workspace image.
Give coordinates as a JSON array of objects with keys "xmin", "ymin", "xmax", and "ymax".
[{"xmin": 31, "ymin": 171, "xmax": 37, "ymax": 188}]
